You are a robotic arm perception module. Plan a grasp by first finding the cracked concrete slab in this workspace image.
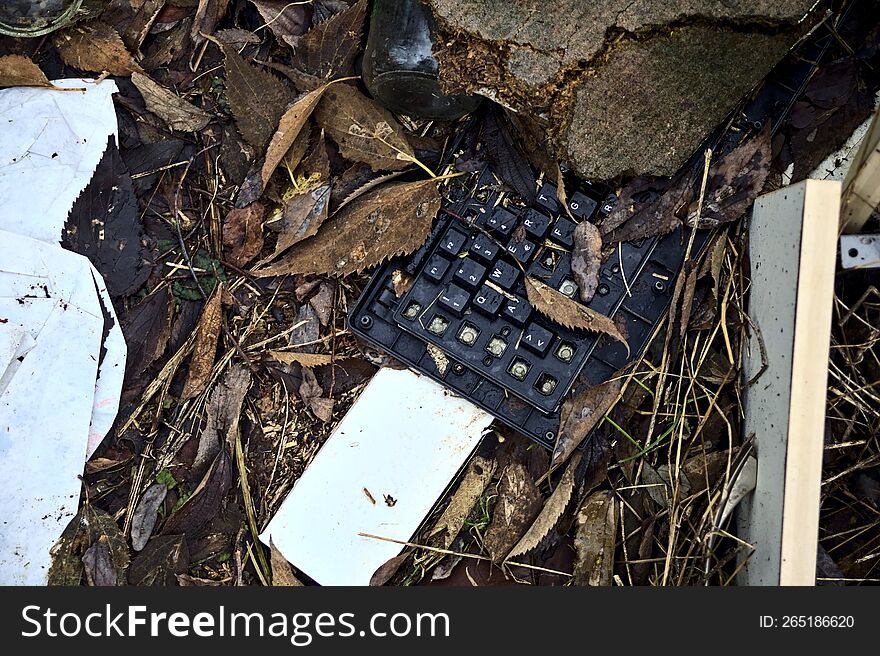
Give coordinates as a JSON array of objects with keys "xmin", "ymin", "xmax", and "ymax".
[{"xmin": 428, "ymin": 0, "xmax": 820, "ymax": 179}]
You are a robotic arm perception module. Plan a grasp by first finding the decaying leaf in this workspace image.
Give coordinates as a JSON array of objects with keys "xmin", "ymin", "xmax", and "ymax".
[
  {"xmin": 82, "ymin": 540, "xmax": 118, "ymax": 586},
  {"xmin": 250, "ymin": 0, "xmax": 313, "ymax": 48},
  {"xmin": 687, "ymin": 124, "xmax": 772, "ymax": 227},
  {"xmin": 603, "ymin": 172, "xmax": 692, "ymax": 244},
  {"xmin": 554, "ymin": 377, "xmax": 623, "ymax": 468},
  {"xmin": 483, "ymin": 463, "xmax": 543, "ymax": 561},
  {"xmin": 0, "ymin": 55, "xmax": 53, "ymax": 88},
  {"xmin": 54, "ymin": 21, "xmax": 140, "ymax": 76},
  {"xmin": 131, "ymin": 71, "xmax": 212, "ymax": 132},
  {"xmin": 370, "ymin": 552, "xmax": 410, "ymax": 587},
  {"xmin": 192, "ymin": 0, "xmax": 231, "ymax": 44},
  {"xmin": 525, "ymin": 277, "xmax": 627, "ymax": 347},
  {"xmin": 162, "ymin": 450, "xmax": 233, "ymax": 536},
  {"xmin": 268, "ymin": 351, "xmax": 334, "ymax": 368},
  {"xmin": 102, "ymin": 0, "xmax": 167, "ymax": 50},
  {"xmin": 128, "ymin": 535, "xmax": 189, "ymax": 586},
  {"xmin": 130, "ymin": 483, "xmax": 169, "ymax": 552},
  {"xmin": 293, "ymin": 0, "xmax": 367, "ymax": 80},
  {"xmin": 391, "ymin": 269, "xmax": 414, "ymax": 297},
  {"xmin": 254, "ymin": 178, "xmax": 440, "ymax": 277},
  {"xmin": 426, "ymin": 343, "xmax": 449, "ymax": 376},
  {"xmin": 223, "ymin": 201, "xmax": 266, "ymax": 267},
  {"xmin": 313, "ymin": 83, "xmax": 416, "ymax": 171},
  {"xmin": 257, "ymin": 83, "xmax": 331, "ymax": 196},
  {"xmin": 195, "ymin": 364, "xmax": 251, "ymax": 475},
  {"xmin": 259, "ymin": 185, "xmax": 332, "ymax": 265},
  {"xmin": 428, "ymin": 456, "xmax": 496, "ymax": 549},
  {"xmin": 507, "ymin": 453, "xmax": 580, "ymax": 560},
  {"xmin": 299, "ymin": 367, "xmax": 334, "ymax": 422},
  {"xmin": 121, "ymin": 287, "xmax": 173, "ymax": 389},
  {"xmin": 181, "ymin": 286, "xmax": 224, "ymax": 400},
  {"xmin": 309, "ymin": 280, "xmax": 335, "ymax": 326},
  {"xmin": 571, "ymin": 221, "xmax": 603, "ymax": 303},
  {"xmin": 481, "ymin": 104, "xmax": 536, "ymax": 202},
  {"xmin": 270, "ymin": 540, "xmax": 304, "ymax": 586},
  {"xmin": 573, "ymin": 491, "xmax": 618, "ymax": 586},
  {"xmin": 217, "ymin": 39, "xmax": 295, "ymax": 150},
  {"xmin": 49, "ymin": 505, "xmax": 129, "ymax": 586}
]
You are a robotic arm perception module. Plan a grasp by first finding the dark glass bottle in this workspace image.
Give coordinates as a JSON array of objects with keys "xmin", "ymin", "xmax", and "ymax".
[
  {"xmin": 0, "ymin": 0, "xmax": 82, "ymax": 37},
  {"xmin": 362, "ymin": 0, "xmax": 481, "ymax": 120}
]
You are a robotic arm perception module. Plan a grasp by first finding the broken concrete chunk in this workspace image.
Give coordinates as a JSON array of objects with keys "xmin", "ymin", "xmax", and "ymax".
[{"xmin": 428, "ymin": 0, "xmax": 818, "ymax": 179}]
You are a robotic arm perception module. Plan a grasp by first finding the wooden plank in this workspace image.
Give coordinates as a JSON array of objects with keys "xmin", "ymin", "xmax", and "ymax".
[
  {"xmin": 737, "ymin": 179, "xmax": 840, "ymax": 585},
  {"xmin": 841, "ymin": 109, "xmax": 880, "ymax": 233}
]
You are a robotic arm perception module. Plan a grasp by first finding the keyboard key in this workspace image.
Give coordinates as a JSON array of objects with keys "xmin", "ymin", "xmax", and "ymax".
[
  {"xmin": 485, "ymin": 335, "xmax": 508, "ymax": 358},
  {"xmin": 501, "ymin": 297, "xmax": 532, "ymax": 326},
  {"xmin": 424, "ymin": 254, "xmax": 450, "ymax": 281},
  {"xmin": 488, "ymin": 260, "xmax": 519, "ymax": 290},
  {"xmin": 505, "ymin": 237, "xmax": 537, "ymax": 264},
  {"xmin": 485, "ymin": 207, "xmax": 517, "ymax": 237},
  {"xmin": 427, "ymin": 314, "xmax": 450, "ymax": 336},
  {"xmin": 521, "ymin": 209, "xmax": 550, "ymax": 239},
  {"xmin": 438, "ymin": 283, "xmax": 470, "ymax": 317},
  {"xmin": 453, "ymin": 258, "xmax": 487, "ymax": 290},
  {"xmin": 473, "ymin": 285, "xmax": 503, "ymax": 316},
  {"xmin": 507, "ymin": 357, "xmax": 531, "ymax": 381},
  {"xmin": 469, "ymin": 235, "xmax": 500, "ymax": 264},
  {"xmin": 457, "ymin": 321, "xmax": 481, "ymax": 346},
  {"xmin": 535, "ymin": 372, "xmax": 558, "ymax": 395},
  {"xmin": 549, "ymin": 217, "xmax": 577, "ymax": 247},
  {"xmin": 536, "ymin": 182, "xmax": 560, "ymax": 213},
  {"xmin": 522, "ymin": 323, "xmax": 553, "ymax": 356},
  {"xmin": 567, "ymin": 191, "xmax": 597, "ymax": 220},
  {"xmin": 439, "ymin": 229, "xmax": 467, "ymax": 257}
]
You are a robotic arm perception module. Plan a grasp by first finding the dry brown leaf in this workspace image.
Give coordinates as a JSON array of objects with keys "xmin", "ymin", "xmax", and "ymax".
[
  {"xmin": 571, "ymin": 221, "xmax": 602, "ymax": 303},
  {"xmin": 309, "ymin": 281, "xmax": 335, "ymax": 326},
  {"xmin": 313, "ymin": 83, "xmax": 416, "ymax": 171},
  {"xmin": 270, "ymin": 539, "xmax": 304, "ymax": 586},
  {"xmin": 428, "ymin": 456, "xmax": 496, "ymax": 550},
  {"xmin": 259, "ymin": 185, "xmax": 331, "ymax": 266},
  {"xmin": 369, "ymin": 552, "xmax": 409, "ymax": 587},
  {"xmin": 506, "ymin": 453, "xmax": 580, "ymax": 560},
  {"xmin": 554, "ymin": 377, "xmax": 623, "ymax": 468},
  {"xmin": 573, "ymin": 491, "xmax": 618, "ymax": 586},
  {"xmin": 131, "ymin": 71, "xmax": 211, "ymax": 132},
  {"xmin": 250, "ymin": 1, "xmax": 312, "ymax": 47},
  {"xmin": 293, "ymin": 0, "xmax": 367, "ymax": 80},
  {"xmin": 223, "ymin": 201, "xmax": 266, "ymax": 267},
  {"xmin": 0, "ymin": 55, "xmax": 53, "ymax": 89},
  {"xmin": 602, "ymin": 172, "xmax": 692, "ymax": 244},
  {"xmin": 192, "ymin": 0, "xmax": 231, "ymax": 44},
  {"xmin": 259, "ymin": 84, "xmax": 330, "ymax": 195},
  {"xmin": 483, "ymin": 463, "xmax": 543, "ymax": 561},
  {"xmin": 253, "ymin": 178, "xmax": 440, "ymax": 277},
  {"xmin": 217, "ymin": 39, "xmax": 295, "ymax": 150},
  {"xmin": 299, "ymin": 367, "xmax": 334, "ymax": 422},
  {"xmin": 103, "ymin": 0, "xmax": 167, "ymax": 50},
  {"xmin": 525, "ymin": 277, "xmax": 627, "ymax": 348},
  {"xmin": 181, "ymin": 286, "xmax": 224, "ymax": 400},
  {"xmin": 130, "ymin": 483, "xmax": 168, "ymax": 552},
  {"xmin": 54, "ymin": 21, "xmax": 140, "ymax": 76},
  {"xmin": 268, "ymin": 351, "xmax": 334, "ymax": 368}
]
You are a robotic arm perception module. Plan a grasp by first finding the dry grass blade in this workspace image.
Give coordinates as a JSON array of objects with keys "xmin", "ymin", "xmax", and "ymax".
[
  {"xmin": 525, "ymin": 277, "xmax": 628, "ymax": 348},
  {"xmin": 268, "ymin": 351, "xmax": 334, "ymax": 368},
  {"xmin": 253, "ymin": 178, "xmax": 440, "ymax": 277}
]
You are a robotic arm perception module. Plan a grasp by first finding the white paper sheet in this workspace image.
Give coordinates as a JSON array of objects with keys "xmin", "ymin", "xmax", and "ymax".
[{"xmin": 261, "ymin": 368, "xmax": 492, "ymax": 586}]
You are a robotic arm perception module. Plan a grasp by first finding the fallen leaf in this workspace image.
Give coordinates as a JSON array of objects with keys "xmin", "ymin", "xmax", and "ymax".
[
  {"xmin": 192, "ymin": 0, "xmax": 231, "ymax": 44},
  {"xmin": 270, "ymin": 540, "xmax": 305, "ymax": 586},
  {"xmin": 603, "ymin": 172, "xmax": 692, "ymax": 244},
  {"xmin": 313, "ymin": 83, "xmax": 416, "ymax": 171},
  {"xmin": 195, "ymin": 364, "xmax": 251, "ymax": 475},
  {"xmin": 293, "ymin": 0, "xmax": 367, "ymax": 80},
  {"xmin": 129, "ymin": 535, "xmax": 189, "ymax": 586},
  {"xmin": 268, "ymin": 351, "xmax": 334, "ymax": 368},
  {"xmin": 259, "ymin": 185, "xmax": 332, "ymax": 265},
  {"xmin": 370, "ymin": 552, "xmax": 410, "ymax": 587},
  {"xmin": 428, "ymin": 456, "xmax": 496, "ymax": 549},
  {"xmin": 121, "ymin": 287, "xmax": 173, "ymax": 393},
  {"xmin": 309, "ymin": 280, "xmax": 335, "ymax": 326},
  {"xmin": 507, "ymin": 453, "xmax": 580, "ymax": 560},
  {"xmin": 132, "ymin": 71, "xmax": 212, "ymax": 132},
  {"xmin": 299, "ymin": 366, "xmax": 334, "ymax": 422},
  {"xmin": 570, "ymin": 221, "xmax": 603, "ymax": 303},
  {"xmin": 687, "ymin": 124, "xmax": 772, "ymax": 227},
  {"xmin": 130, "ymin": 483, "xmax": 169, "ymax": 552},
  {"xmin": 254, "ymin": 178, "xmax": 440, "ymax": 277},
  {"xmin": 62, "ymin": 137, "xmax": 150, "ymax": 298},
  {"xmin": 257, "ymin": 83, "xmax": 330, "ymax": 197},
  {"xmin": 82, "ymin": 540, "xmax": 118, "ymax": 587},
  {"xmin": 49, "ymin": 505, "xmax": 130, "ymax": 586},
  {"xmin": 483, "ymin": 463, "xmax": 543, "ymax": 561},
  {"xmin": 525, "ymin": 277, "xmax": 627, "ymax": 347},
  {"xmin": 296, "ymin": 133, "xmax": 331, "ymax": 181},
  {"xmin": 181, "ymin": 286, "xmax": 224, "ymax": 400},
  {"xmin": 289, "ymin": 302, "xmax": 320, "ymax": 351},
  {"xmin": 504, "ymin": 109, "xmax": 558, "ymax": 182},
  {"xmin": 250, "ymin": 0, "xmax": 313, "ymax": 47},
  {"xmin": 162, "ymin": 450, "xmax": 233, "ymax": 536},
  {"xmin": 218, "ymin": 39, "xmax": 295, "ymax": 150},
  {"xmin": 482, "ymin": 103, "xmax": 536, "ymax": 202},
  {"xmin": 0, "ymin": 54, "xmax": 53, "ymax": 88},
  {"xmin": 215, "ymin": 27, "xmax": 261, "ymax": 50},
  {"xmin": 573, "ymin": 491, "xmax": 618, "ymax": 586},
  {"xmin": 554, "ymin": 377, "xmax": 623, "ymax": 468},
  {"xmin": 54, "ymin": 21, "xmax": 140, "ymax": 76},
  {"xmin": 102, "ymin": 0, "xmax": 167, "ymax": 50},
  {"xmin": 223, "ymin": 201, "xmax": 266, "ymax": 267}
]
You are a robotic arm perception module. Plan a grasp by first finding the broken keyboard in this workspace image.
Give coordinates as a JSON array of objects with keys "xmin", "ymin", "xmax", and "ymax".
[{"xmin": 349, "ymin": 167, "xmax": 711, "ymax": 450}]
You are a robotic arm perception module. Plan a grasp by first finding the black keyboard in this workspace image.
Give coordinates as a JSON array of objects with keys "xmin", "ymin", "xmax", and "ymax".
[{"xmin": 349, "ymin": 166, "xmax": 711, "ymax": 449}]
